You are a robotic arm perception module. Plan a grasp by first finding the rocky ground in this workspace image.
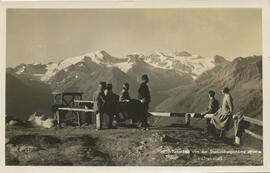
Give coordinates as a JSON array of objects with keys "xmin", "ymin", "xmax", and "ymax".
[{"xmin": 6, "ymin": 121, "xmax": 263, "ymax": 166}]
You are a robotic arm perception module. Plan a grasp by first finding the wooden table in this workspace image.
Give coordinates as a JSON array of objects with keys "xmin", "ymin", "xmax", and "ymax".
[
  {"xmin": 52, "ymin": 92, "xmax": 83, "ymax": 107},
  {"xmin": 52, "ymin": 92, "xmax": 83, "ymax": 126}
]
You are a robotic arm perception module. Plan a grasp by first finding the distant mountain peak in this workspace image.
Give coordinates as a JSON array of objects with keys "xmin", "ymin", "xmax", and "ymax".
[
  {"xmin": 174, "ymin": 51, "xmax": 192, "ymax": 57},
  {"xmin": 57, "ymin": 55, "xmax": 85, "ymax": 70},
  {"xmin": 87, "ymin": 50, "xmax": 111, "ymax": 59},
  {"xmin": 153, "ymin": 51, "xmax": 166, "ymax": 56},
  {"xmin": 213, "ymin": 55, "xmax": 229, "ymax": 64},
  {"xmin": 93, "ymin": 50, "xmax": 111, "ymax": 57},
  {"xmin": 126, "ymin": 53, "xmax": 145, "ymax": 61},
  {"xmin": 127, "ymin": 52, "xmax": 144, "ymax": 57}
]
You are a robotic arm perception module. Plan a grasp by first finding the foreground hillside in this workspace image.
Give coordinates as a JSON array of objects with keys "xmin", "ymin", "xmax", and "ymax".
[{"xmin": 6, "ymin": 123, "xmax": 262, "ymax": 166}]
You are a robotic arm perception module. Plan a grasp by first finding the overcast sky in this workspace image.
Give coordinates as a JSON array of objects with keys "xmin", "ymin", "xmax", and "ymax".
[{"xmin": 6, "ymin": 8, "xmax": 261, "ymax": 67}]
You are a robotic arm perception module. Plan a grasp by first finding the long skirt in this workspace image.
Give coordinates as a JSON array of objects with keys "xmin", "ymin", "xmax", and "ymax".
[{"xmin": 210, "ymin": 109, "xmax": 232, "ymax": 130}]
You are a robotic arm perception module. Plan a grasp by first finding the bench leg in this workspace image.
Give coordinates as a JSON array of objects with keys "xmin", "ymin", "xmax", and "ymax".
[
  {"xmin": 77, "ymin": 112, "xmax": 81, "ymax": 127},
  {"xmin": 96, "ymin": 112, "xmax": 101, "ymax": 130},
  {"xmin": 185, "ymin": 114, "xmax": 191, "ymax": 126},
  {"xmin": 56, "ymin": 111, "xmax": 60, "ymax": 126}
]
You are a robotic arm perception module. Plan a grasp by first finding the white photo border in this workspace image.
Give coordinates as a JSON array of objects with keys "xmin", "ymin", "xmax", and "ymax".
[{"xmin": 0, "ymin": 0, "xmax": 269, "ymax": 172}]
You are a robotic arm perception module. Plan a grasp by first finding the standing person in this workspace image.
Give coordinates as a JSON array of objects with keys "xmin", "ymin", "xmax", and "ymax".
[
  {"xmin": 138, "ymin": 74, "xmax": 151, "ymax": 129},
  {"xmin": 210, "ymin": 87, "xmax": 234, "ymax": 138},
  {"xmin": 104, "ymin": 83, "xmax": 119, "ymax": 102},
  {"xmin": 201, "ymin": 90, "xmax": 219, "ymax": 135},
  {"xmin": 93, "ymin": 81, "xmax": 106, "ymax": 130},
  {"xmin": 104, "ymin": 83, "xmax": 119, "ymax": 128},
  {"xmin": 232, "ymin": 112, "xmax": 249, "ymax": 146},
  {"xmin": 119, "ymin": 83, "xmax": 131, "ymax": 102}
]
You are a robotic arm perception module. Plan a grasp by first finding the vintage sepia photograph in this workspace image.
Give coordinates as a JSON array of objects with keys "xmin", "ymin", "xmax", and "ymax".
[{"xmin": 2, "ymin": 3, "xmax": 267, "ymax": 169}]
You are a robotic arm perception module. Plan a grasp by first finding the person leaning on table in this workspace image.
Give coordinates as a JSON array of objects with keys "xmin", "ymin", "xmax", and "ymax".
[{"xmin": 93, "ymin": 81, "xmax": 106, "ymax": 130}]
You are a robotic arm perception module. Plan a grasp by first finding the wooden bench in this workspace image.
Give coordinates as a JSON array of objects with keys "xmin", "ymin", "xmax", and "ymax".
[{"xmin": 74, "ymin": 100, "xmax": 94, "ymax": 103}]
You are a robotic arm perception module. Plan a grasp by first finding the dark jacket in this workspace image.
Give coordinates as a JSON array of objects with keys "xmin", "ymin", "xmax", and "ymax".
[
  {"xmin": 105, "ymin": 91, "xmax": 119, "ymax": 102},
  {"xmin": 206, "ymin": 97, "xmax": 219, "ymax": 114},
  {"xmin": 93, "ymin": 90, "xmax": 106, "ymax": 112},
  {"xmin": 104, "ymin": 91, "xmax": 119, "ymax": 115},
  {"xmin": 119, "ymin": 89, "xmax": 131, "ymax": 102},
  {"xmin": 138, "ymin": 82, "xmax": 151, "ymax": 104}
]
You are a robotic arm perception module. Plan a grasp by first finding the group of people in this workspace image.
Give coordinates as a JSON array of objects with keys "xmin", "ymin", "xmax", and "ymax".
[
  {"xmin": 93, "ymin": 74, "xmax": 151, "ymax": 130},
  {"xmin": 93, "ymin": 74, "xmax": 246, "ymax": 146},
  {"xmin": 202, "ymin": 87, "xmax": 248, "ymax": 146}
]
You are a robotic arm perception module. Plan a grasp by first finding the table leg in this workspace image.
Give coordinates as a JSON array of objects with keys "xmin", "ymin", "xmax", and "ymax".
[
  {"xmin": 56, "ymin": 111, "xmax": 60, "ymax": 126},
  {"xmin": 77, "ymin": 112, "xmax": 81, "ymax": 127},
  {"xmin": 96, "ymin": 112, "xmax": 101, "ymax": 130},
  {"xmin": 185, "ymin": 114, "xmax": 191, "ymax": 126}
]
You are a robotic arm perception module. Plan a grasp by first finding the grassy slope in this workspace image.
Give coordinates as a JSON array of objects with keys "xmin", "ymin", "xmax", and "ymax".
[{"xmin": 6, "ymin": 124, "xmax": 262, "ymax": 166}]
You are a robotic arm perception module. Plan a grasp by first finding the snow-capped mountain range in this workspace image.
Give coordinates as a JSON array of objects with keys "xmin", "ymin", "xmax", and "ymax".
[
  {"xmin": 12, "ymin": 50, "xmax": 229, "ymax": 82},
  {"xmin": 6, "ymin": 52, "xmax": 262, "ymax": 119}
]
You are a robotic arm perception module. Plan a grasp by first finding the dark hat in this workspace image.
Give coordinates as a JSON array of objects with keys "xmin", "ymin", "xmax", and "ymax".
[
  {"xmin": 99, "ymin": 81, "xmax": 106, "ymax": 88},
  {"xmin": 222, "ymin": 87, "xmax": 230, "ymax": 93},
  {"xmin": 208, "ymin": 90, "xmax": 215, "ymax": 97},
  {"xmin": 123, "ymin": 82, "xmax": 129, "ymax": 90},
  {"xmin": 141, "ymin": 74, "xmax": 149, "ymax": 81},
  {"xmin": 106, "ymin": 83, "xmax": 113, "ymax": 90}
]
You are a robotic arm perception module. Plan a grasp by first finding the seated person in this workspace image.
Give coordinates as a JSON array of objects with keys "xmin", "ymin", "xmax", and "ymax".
[
  {"xmin": 210, "ymin": 87, "xmax": 234, "ymax": 138},
  {"xmin": 201, "ymin": 90, "xmax": 219, "ymax": 135},
  {"xmin": 233, "ymin": 112, "xmax": 249, "ymax": 146}
]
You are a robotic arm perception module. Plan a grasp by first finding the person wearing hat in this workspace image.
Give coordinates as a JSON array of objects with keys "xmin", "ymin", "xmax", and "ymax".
[
  {"xmin": 105, "ymin": 83, "xmax": 119, "ymax": 102},
  {"xmin": 93, "ymin": 81, "xmax": 106, "ymax": 130},
  {"xmin": 104, "ymin": 83, "xmax": 119, "ymax": 128},
  {"xmin": 210, "ymin": 87, "xmax": 234, "ymax": 138},
  {"xmin": 138, "ymin": 74, "xmax": 151, "ymax": 129},
  {"xmin": 201, "ymin": 90, "xmax": 219, "ymax": 135}
]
